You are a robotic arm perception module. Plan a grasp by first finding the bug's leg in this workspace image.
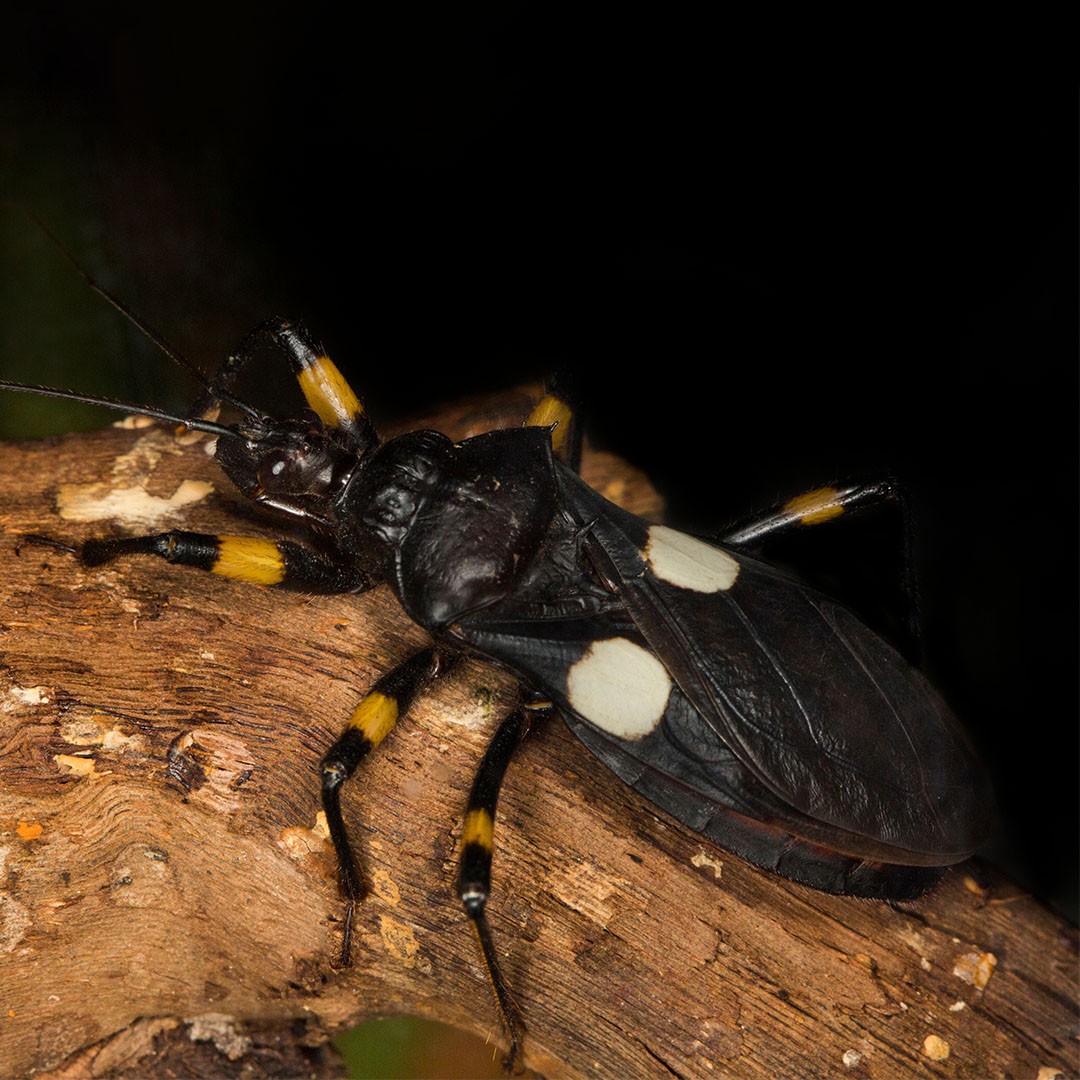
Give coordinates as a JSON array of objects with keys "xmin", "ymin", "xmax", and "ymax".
[
  {"xmin": 81, "ymin": 531, "xmax": 375, "ymax": 592},
  {"xmin": 719, "ymin": 476, "xmax": 906, "ymax": 548},
  {"xmin": 456, "ymin": 696, "xmax": 553, "ymax": 1074},
  {"xmin": 721, "ymin": 477, "xmax": 922, "ymax": 661},
  {"xmin": 526, "ymin": 373, "xmax": 582, "ymax": 473},
  {"xmin": 320, "ymin": 646, "xmax": 446, "ymax": 965},
  {"xmin": 190, "ymin": 317, "xmax": 378, "ymax": 455}
]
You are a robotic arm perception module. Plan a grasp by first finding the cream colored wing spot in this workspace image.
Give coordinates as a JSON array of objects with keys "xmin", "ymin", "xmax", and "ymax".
[
  {"xmin": 566, "ymin": 637, "xmax": 672, "ymax": 740},
  {"xmin": 644, "ymin": 524, "xmax": 740, "ymax": 592}
]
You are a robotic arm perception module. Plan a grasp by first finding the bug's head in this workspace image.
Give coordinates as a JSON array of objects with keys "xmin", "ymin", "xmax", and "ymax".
[
  {"xmin": 214, "ymin": 408, "xmax": 367, "ymax": 526},
  {"xmin": 207, "ymin": 319, "xmax": 388, "ymax": 525}
]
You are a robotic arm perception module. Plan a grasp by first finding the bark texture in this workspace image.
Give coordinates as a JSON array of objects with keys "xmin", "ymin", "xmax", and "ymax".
[{"xmin": 0, "ymin": 390, "xmax": 1075, "ymax": 1079}]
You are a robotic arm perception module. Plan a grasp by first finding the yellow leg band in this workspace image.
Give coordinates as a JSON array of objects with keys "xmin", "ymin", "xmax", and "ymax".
[
  {"xmin": 348, "ymin": 691, "xmax": 399, "ymax": 747},
  {"xmin": 297, "ymin": 356, "xmax": 364, "ymax": 431},
  {"xmin": 462, "ymin": 808, "xmax": 495, "ymax": 853},
  {"xmin": 783, "ymin": 486, "xmax": 845, "ymax": 526},
  {"xmin": 212, "ymin": 537, "xmax": 286, "ymax": 585},
  {"xmin": 526, "ymin": 394, "xmax": 573, "ymax": 454}
]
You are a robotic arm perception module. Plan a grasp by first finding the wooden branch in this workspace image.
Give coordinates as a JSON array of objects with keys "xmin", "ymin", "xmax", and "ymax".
[{"xmin": 0, "ymin": 390, "xmax": 1075, "ymax": 1080}]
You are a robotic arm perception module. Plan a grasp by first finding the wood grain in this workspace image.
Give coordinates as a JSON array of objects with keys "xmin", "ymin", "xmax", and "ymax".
[{"xmin": 0, "ymin": 390, "xmax": 1075, "ymax": 1079}]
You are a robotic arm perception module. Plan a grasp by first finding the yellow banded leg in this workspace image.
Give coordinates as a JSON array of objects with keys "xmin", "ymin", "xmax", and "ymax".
[
  {"xmin": 720, "ymin": 476, "xmax": 921, "ymax": 659},
  {"xmin": 296, "ymin": 354, "xmax": 363, "ymax": 432},
  {"xmin": 79, "ymin": 531, "xmax": 373, "ymax": 592},
  {"xmin": 186, "ymin": 317, "xmax": 311, "ymax": 425},
  {"xmin": 526, "ymin": 374, "xmax": 581, "ymax": 472},
  {"xmin": 720, "ymin": 477, "xmax": 904, "ymax": 548},
  {"xmin": 273, "ymin": 321, "xmax": 376, "ymax": 450},
  {"xmin": 187, "ymin": 317, "xmax": 378, "ymax": 454},
  {"xmin": 456, "ymin": 698, "xmax": 554, "ymax": 1074},
  {"xmin": 320, "ymin": 646, "xmax": 445, "ymax": 966}
]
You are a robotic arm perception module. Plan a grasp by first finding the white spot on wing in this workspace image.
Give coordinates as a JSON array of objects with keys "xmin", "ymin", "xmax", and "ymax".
[
  {"xmin": 566, "ymin": 637, "xmax": 671, "ymax": 739},
  {"xmin": 645, "ymin": 525, "xmax": 739, "ymax": 592}
]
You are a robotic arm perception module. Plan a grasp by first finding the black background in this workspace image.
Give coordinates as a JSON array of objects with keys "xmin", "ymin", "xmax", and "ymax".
[{"xmin": 1, "ymin": 8, "xmax": 1074, "ymax": 920}]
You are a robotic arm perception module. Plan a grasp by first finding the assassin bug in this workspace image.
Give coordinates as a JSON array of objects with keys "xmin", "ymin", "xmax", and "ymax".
[{"xmin": 1, "ymin": 229, "xmax": 993, "ymax": 1074}]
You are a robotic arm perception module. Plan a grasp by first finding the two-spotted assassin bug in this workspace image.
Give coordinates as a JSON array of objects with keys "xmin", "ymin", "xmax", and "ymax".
[{"xmin": 0, "ymin": 230, "xmax": 993, "ymax": 1074}]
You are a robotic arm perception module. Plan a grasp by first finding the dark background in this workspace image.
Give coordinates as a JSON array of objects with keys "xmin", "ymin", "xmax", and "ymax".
[{"xmin": 1, "ymin": 4, "xmax": 1074, "ymax": 944}]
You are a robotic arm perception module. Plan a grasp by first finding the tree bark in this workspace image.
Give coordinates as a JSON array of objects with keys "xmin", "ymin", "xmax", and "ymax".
[{"xmin": 0, "ymin": 390, "xmax": 1075, "ymax": 1080}]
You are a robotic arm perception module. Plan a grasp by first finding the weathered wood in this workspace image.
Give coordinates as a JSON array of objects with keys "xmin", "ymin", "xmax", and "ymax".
[{"xmin": 0, "ymin": 390, "xmax": 1075, "ymax": 1079}]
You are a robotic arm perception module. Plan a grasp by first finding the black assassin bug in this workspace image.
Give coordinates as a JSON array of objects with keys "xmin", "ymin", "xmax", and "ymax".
[{"xmin": 1, "ymin": 234, "xmax": 993, "ymax": 1073}]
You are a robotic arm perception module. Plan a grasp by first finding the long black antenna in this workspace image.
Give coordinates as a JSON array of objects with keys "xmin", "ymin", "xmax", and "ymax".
[
  {"xmin": 11, "ymin": 204, "xmax": 262, "ymax": 423},
  {"xmin": 0, "ymin": 379, "xmax": 238, "ymax": 439}
]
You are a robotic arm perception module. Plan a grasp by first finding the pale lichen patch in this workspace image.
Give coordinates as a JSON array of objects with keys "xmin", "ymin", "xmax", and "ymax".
[
  {"xmin": 4, "ymin": 685, "xmax": 50, "ymax": 711},
  {"xmin": 691, "ymin": 851, "xmax": 723, "ymax": 880},
  {"xmin": 952, "ymin": 951, "xmax": 997, "ymax": 989},
  {"xmin": 54, "ymin": 753, "xmax": 107, "ymax": 779},
  {"xmin": 378, "ymin": 914, "xmax": 420, "ymax": 967},
  {"xmin": 186, "ymin": 1014, "xmax": 252, "ymax": 1060},
  {"xmin": 279, "ymin": 825, "xmax": 330, "ymax": 859},
  {"xmin": 58, "ymin": 479, "xmax": 213, "ymax": 526},
  {"xmin": 372, "ymin": 869, "xmax": 401, "ymax": 907},
  {"xmin": 921, "ymin": 1034, "xmax": 949, "ymax": 1061},
  {"xmin": 61, "ymin": 716, "xmax": 148, "ymax": 754},
  {"xmin": 112, "ymin": 414, "xmax": 157, "ymax": 430},
  {"xmin": 280, "ymin": 813, "xmax": 330, "ymax": 859},
  {"xmin": 897, "ymin": 927, "xmax": 927, "ymax": 953},
  {"xmin": 55, "ymin": 429, "xmax": 213, "ymax": 524},
  {"xmin": 0, "ymin": 893, "xmax": 32, "ymax": 953}
]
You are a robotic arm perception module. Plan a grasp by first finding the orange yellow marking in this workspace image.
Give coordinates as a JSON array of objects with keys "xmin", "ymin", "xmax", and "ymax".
[
  {"xmin": 952, "ymin": 950, "xmax": 997, "ymax": 989},
  {"xmin": 526, "ymin": 395, "xmax": 573, "ymax": 453},
  {"xmin": 462, "ymin": 808, "xmax": 495, "ymax": 852},
  {"xmin": 17, "ymin": 821, "xmax": 43, "ymax": 841},
  {"xmin": 54, "ymin": 754, "xmax": 100, "ymax": 778},
  {"xmin": 297, "ymin": 357, "xmax": 364, "ymax": 430},
  {"xmin": 213, "ymin": 537, "xmax": 286, "ymax": 585},
  {"xmin": 348, "ymin": 691, "xmax": 399, "ymax": 747},
  {"xmin": 922, "ymin": 1035, "xmax": 950, "ymax": 1062},
  {"xmin": 784, "ymin": 486, "xmax": 844, "ymax": 526}
]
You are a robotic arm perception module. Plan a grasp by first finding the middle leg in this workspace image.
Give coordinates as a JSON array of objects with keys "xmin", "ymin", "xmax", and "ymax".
[
  {"xmin": 320, "ymin": 645, "xmax": 449, "ymax": 965},
  {"xmin": 456, "ymin": 695, "xmax": 555, "ymax": 1074}
]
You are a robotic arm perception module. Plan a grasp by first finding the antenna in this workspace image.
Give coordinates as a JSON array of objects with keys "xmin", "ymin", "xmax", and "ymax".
[
  {"xmin": 0, "ymin": 379, "xmax": 238, "ymax": 439},
  {"xmin": 7, "ymin": 204, "xmax": 262, "ymax": 423}
]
